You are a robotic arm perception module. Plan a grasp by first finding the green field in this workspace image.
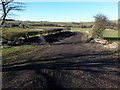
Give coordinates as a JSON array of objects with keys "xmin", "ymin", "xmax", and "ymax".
[
  {"xmin": 2, "ymin": 28, "xmax": 43, "ymax": 32},
  {"xmin": 70, "ymin": 28, "xmax": 120, "ymax": 42},
  {"xmin": 70, "ymin": 28, "xmax": 91, "ymax": 33},
  {"xmin": 3, "ymin": 45, "xmax": 38, "ymax": 65},
  {"xmin": 2, "ymin": 20, "xmax": 119, "ymax": 45},
  {"xmin": 2, "ymin": 27, "xmax": 119, "ymax": 44},
  {"xmin": 70, "ymin": 28, "xmax": 119, "ymax": 38},
  {"xmin": 103, "ymin": 29, "xmax": 119, "ymax": 38}
]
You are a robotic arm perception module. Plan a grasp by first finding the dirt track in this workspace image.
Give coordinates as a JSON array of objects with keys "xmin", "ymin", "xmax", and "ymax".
[{"xmin": 2, "ymin": 32, "xmax": 120, "ymax": 89}]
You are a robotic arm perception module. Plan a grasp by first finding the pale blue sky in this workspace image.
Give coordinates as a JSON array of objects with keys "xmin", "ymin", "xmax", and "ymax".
[{"xmin": 10, "ymin": 2, "xmax": 118, "ymax": 22}]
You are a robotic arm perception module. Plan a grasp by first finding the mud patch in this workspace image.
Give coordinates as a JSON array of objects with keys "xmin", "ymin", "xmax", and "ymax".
[{"xmin": 23, "ymin": 31, "xmax": 76, "ymax": 44}]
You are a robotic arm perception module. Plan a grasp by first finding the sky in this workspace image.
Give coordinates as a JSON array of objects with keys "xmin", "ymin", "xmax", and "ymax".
[
  {"xmin": 15, "ymin": 0, "xmax": 119, "ymax": 2},
  {"xmin": 8, "ymin": 2, "xmax": 118, "ymax": 22}
]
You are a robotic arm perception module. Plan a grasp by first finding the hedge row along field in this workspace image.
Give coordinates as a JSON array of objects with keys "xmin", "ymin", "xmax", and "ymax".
[{"xmin": 2, "ymin": 28, "xmax": 64, "ymax": 45}]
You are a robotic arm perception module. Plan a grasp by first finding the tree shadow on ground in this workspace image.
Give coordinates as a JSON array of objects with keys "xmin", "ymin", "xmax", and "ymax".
[
  {"xmin": 3, "ymin": 50, "xmax": 118, "ymax": 68},
  {"xmin": 3, "ymin": 51, "xmax": 120, "ymax": 75},
  {"xmin": 2, "ymin": 48, "xmax": 120, "ymax": 89}
]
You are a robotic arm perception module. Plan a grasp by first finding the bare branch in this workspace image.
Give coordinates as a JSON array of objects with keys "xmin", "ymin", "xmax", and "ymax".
[{"xmin": 0, "ymin": 0, "xmax": 26, "ymax": 27}]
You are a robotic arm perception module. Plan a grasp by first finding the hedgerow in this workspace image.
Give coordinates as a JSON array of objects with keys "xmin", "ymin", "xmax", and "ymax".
[{"xmin": 2, "ymin": 28, "xmax": 64, "ymax": 45}]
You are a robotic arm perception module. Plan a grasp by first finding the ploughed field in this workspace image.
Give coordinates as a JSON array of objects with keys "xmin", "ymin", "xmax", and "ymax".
[{"xmin": 2, "ymin": 30, "xmax": 120, "ymax": 89}]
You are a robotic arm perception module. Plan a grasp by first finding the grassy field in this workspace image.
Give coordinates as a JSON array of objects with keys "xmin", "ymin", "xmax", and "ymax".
[
  {"xmin": 103, "ymin": 29, "xmax": 119, "ymax": 38},
  {"xmin": 2, "ymin": 27, "xmax": 119, "ymax": 44},
  {"xmin": 31, "ymin": 26, "xmax": 63, "ymax": 29},
  {"xmin": 70, "ymin": 28, "xmax": 119, "ymax": 37},
  {"xmin": 2, "ymin": 27, "xmax": 119, "ymax": 38},
  {"xmin": 2, "ymin": 45, "xmax": 44, "ymax": 66},
  {"xmin": 2, "ymin": 28, "xmax": 43, "ymax": 32},
  {"xmin": 70, "ymin": 28, "xmax": 91, "ymax": 33},
  {"xmin": 6, "ymin": 21, "xmax": 94, "ymax": 28},
  {"xmin": 6, "ymin": 20, "xmax": 117, "ymax": 27},
  {"xmin": 70, "ymin": 28, "xmax": 119, "ymax": 42}
]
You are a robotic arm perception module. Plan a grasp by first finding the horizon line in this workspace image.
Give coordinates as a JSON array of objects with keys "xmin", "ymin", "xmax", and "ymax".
[{"xmin": 7, "ymin": 19, "xmax": 118, "ymax": 22}]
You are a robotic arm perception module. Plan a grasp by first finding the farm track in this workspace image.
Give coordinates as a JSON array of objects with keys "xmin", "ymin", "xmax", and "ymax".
[{"xmin": 2, "ymin": 32, "xmax": 120, "ymax": 89}]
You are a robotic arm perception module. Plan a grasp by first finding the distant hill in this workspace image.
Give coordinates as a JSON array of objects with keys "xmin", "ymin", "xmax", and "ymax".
[
  {"xmin": 3, "ymin": 19, "xmax": 118, "ymax": 29},
  {"xmin": 5, "ymin": 19, "xmax": 15, "ymax": 21}
]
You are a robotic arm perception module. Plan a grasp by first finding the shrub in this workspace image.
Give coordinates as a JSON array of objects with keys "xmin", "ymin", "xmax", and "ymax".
[{"xmin": 92, "ymin": 14, "xmax": 108, "ymax": 38}]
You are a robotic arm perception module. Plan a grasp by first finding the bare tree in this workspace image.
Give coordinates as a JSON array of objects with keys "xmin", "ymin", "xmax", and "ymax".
[{"xmin": 0, "ymin": 0, "xmax": 26, "ymax": 27}]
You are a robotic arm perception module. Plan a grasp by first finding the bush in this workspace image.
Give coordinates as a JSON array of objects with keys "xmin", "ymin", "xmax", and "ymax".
[{"xmin": 92, "ymin": 14, "xmax": 108, "ymax": 38}]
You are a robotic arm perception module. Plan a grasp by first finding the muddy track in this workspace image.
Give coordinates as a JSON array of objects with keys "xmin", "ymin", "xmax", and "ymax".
[{"xmin": 2, "ymin": 32, "xmax": 120, "ymax": 89}]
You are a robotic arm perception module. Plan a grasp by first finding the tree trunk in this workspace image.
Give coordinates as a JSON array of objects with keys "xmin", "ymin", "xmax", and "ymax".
[{"xmin": 0, "ymin": 2, "xmax": 7, "ymax": 27}]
